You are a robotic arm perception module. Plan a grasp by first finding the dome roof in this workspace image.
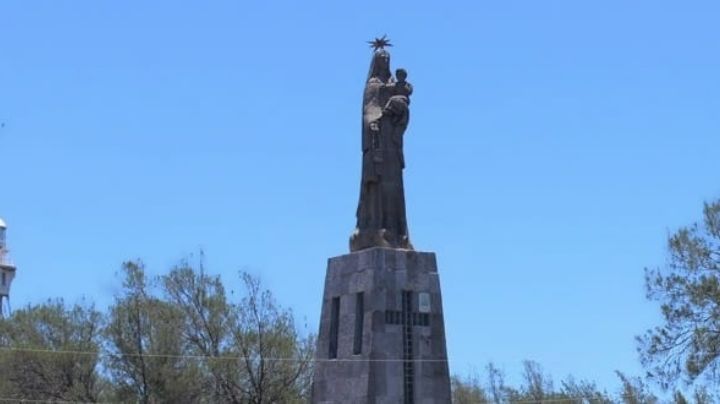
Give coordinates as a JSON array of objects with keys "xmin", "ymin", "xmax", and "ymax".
[{"xmin": 0, "ymin": 218, "xmax": 5, "ymax": 229}]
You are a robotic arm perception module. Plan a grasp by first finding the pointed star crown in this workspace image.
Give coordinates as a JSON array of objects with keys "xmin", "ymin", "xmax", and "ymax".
[{"xmin": 368, "ymin": 35, "xmax": 393, "ymax": 51}]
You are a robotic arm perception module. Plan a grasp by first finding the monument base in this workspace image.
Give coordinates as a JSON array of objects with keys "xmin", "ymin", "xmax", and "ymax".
[
  {"xmin": 350, "ymin": 228, "xmax": 414, "ymax": 252},
  {"xmin": 312, "ymin": 247, "xmax": 451, "ymax": 404}
]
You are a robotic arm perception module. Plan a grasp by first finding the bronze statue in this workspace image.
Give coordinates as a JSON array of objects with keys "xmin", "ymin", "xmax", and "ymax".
[{"xmin": 350, "ymin": 37, "xmax": 414, "ymax": 251}]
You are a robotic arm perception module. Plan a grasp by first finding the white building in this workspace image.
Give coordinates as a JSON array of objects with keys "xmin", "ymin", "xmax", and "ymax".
[{"xmin": 0, "ymin": 218, "xmax": 17, "ymax": 317}]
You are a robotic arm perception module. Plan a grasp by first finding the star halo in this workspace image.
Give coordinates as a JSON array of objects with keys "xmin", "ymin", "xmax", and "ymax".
[{"xmin": 367, "ymin": 35, "xmax": 393, "ymax": 51}]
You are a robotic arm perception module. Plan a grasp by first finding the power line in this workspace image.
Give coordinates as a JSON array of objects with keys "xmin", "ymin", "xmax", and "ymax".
[
  {"xmin": 0, "ymin": 345, "xmax": 450, "ymax": 362},
  {"xmin": 0, "ymin": 395, "xmax": 642, "ymax": 404},
  {"xmin": 0, "ymin": 398, "xmax": 99, "ymax": 404},
  {"xmin": 0, "ymin": 349, "xmax": 663, "ymax": 402},
  {"xmin": 0, "ymin": 346, "xmax": 663, "ymax": 404}
]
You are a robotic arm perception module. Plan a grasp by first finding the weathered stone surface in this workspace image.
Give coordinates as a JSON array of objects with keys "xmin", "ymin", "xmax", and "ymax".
[{"xmin": 312, "ymin": 247, "xmax": 451, "ymax": 404}]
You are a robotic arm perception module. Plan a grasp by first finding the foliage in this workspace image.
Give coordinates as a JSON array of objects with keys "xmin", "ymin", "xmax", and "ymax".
[
  {"xmin": 0, "ymin": 299, "xmax": 103, "ymax": 401},
  {"xmin": 638, "ymin": 201, "xmax": 720, "ymax": 388},
  {"xmin": 228, "ymin": 272, "xmax": 315, "ymax": 403},
  {"xmin": 104, "ymin": 261, "xmax": 203, "ymax": 403},
  {"xmin": 451, "ymin": 371, "xmax": 489, "ymax": 404},
  {"xmin": 0, "ymin": 256, "xmax": 314, "ymax": 402},
  {"xmin": 501, "ymin": 360, "xmax": 612, "ymax": 403},
  {"xmin": 450, "ymin": 362, "xmax": 659, "ymax": 404},
  {"xmin": 161, "ymin": 259, "xmax": 234, "ymax": 401},
  {"xmin": 7, "ymin": 244, "xmax": 716, "ymax": 402},
  {"xmin": 615, "ymin": 371, "xmax": 657, "ymax": 404},
  {"xmin": 160, "ymin": 260, "xmax": 314, "ymax": 403}
]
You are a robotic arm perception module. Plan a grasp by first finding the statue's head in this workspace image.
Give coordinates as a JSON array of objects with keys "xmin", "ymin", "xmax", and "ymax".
[
  {"xmin": 395, "ymin": 68, "xmax": 407, "ymax": 82},
  {"xmin": 368, "ymin": 49, "xmax": 391, "ymax": 82},
  {"xmin": 374, "ymin": 49, "xmax": 390, "ymax": 69}
]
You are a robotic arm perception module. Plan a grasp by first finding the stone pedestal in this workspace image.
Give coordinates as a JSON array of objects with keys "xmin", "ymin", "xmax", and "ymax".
[{"xmin": 312, "ymin": 247, "xmax": 451, "ymax": 404}]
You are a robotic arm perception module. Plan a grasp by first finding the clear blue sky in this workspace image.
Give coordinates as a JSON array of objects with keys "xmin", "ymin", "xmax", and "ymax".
[{"xmin": 2, "ymin": 0, "xmax": 719, "ymax": 392}]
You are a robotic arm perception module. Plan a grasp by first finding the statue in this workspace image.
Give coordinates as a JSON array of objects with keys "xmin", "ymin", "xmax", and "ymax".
[{"xmin": 350, "ymin": 36, "xmax": 414, "ymax": 252}]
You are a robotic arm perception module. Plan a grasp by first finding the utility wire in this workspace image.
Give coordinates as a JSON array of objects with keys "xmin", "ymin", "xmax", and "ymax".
[
  {"xmin": 0, "ymin": 350, "xmax": 659, "ymax": 402},
  {"xmin": 0, "ymin": 345, "xmax": 448, "ymax": 362},
  {"xmin": 0, "ymin": 396, "xmax": 645, "ymax": 404},
  {"xmin": 0, "ymin": 347, "xmax": 660, "ymax": 404},
  {"xmin": 0, "ymin": 398, "xmax": 99, "ymax": 404}
]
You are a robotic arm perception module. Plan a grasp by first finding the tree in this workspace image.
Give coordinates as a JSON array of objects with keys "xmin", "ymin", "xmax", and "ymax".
[
  {"xmin": 485, "ymin": 362, "xmax": 508, "ymax": 403},
  {"xmin": 690, "ymin": 385, "xmax": 716, "ymax": 404},
  {"xmin": 518, "ymin": 360, "xmax": 553, "ymax": 401},
  {"xmin": 160, "ymin": 258, "xmax": 315, "ymax": 403},
  {"xmin": 161, "ymin": 259, "xmax": 243, "ymax": 402},
  {"xmin": 615, "ymin": 371, "xmax": 658, "ymax": 404},
  {"xmin": 507, "ymin": 360, "xmax": 612, "ymax": 403},
  {"xmin": 451, "ymin": 361, "xmax": 613, "ymax": 404},
  {"xmin": 0, "ymin": 257, "xmax": 315, "ymax": 403},
  {"xmin": 451, "ymin": 371, "xmax": 489, "ymax": 404},
  {"xmin": 668, "ymin": 384, "xmax": 716, "ymax": 404},
  {"xmin": 560, "ymin": 377, "xmax": 612, "ymax": 404},
  {"xmin": 104, "ymin": 261, "xmax": 203, "ymax": 403},
  {"xmin": 638, "ymin": 200, "xmax": 720, "ymax": 388},
  {"xmin": 229, "ymin": 272, "xmax": 315, "ymax": 403},
  {"xmin": 0, "ymin": 299, "xmax": 103, "ymax": 401}
]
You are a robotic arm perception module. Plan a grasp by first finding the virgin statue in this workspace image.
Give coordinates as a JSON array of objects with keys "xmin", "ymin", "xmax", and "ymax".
[{"xmin": 350, "ymin": 42, "xmax": 414, "ymax": 252}]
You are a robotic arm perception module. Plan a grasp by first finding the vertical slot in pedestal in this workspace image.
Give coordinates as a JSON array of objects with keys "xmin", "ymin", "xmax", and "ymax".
[
  {"xmin": 329, "ymin": 297, "xmax": 340, "ymax": 359},
  {"xmin": 353, "ymin": 292, "xmax": 364, "ymax": 355},
  {"xmin": 402, "ymin": 290, "xmax": 415, "ymax": 404}
]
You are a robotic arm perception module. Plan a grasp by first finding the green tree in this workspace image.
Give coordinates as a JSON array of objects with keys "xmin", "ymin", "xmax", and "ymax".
[
  {"xmin": 638, "ymin": 200, "xmax": 720, "ymax": 388},
  {"xmin": 451, "ymin": 371, "xmax": 489, "ymax": 404},
  {"xmin": 104, "ymin": 261, "xmax": 203, "ymax": 403},
  {"xmin": 485, "ymin": 362, "xmax": 508, "ymax": 403},
  {"xmin": 559, "ymin": 377, "xmax": 612, "ymax": 404},
  {"xmin": 0, "ymin": 299, "xmax": 103, "ymax": 401},
  {"xmin": 451, "ymin": 361, "xmax": 612, "ymax": 404},
  {"xmin": 517, "ymin": 360, "xmax": 554, "ymax": 401},
  {"xmin": 161, "ymin": 259, "xmax": 315, "ymax": 403},
  {"xmin": 229, "ymin": 272, "xmax": 315, "ymax": 403},
  {"xmin": 691, "ymin": 385, "xmax": 716, "ymax": 404},
  {"xmin": 615, "ymin": 371, "xmax": 658, "ymax": 404},
  {"xmin": 161, "ymin": 259, "xmax": 235, "ymax": 401},
  {"xmin": 668, "ymin": 385, "xmax": 716, "ymax": 404},
  {"xmin": 507, "ymin": 360, "xmax": 611, "ymax": 404}
]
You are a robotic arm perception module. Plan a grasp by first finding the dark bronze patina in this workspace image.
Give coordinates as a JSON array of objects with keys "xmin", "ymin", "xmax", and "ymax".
[{"xmin": 351, "ymin": 38, "xmax": 414, "ymax": 252}]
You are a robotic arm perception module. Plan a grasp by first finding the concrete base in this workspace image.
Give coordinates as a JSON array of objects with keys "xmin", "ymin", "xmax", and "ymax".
[{"xmin": 312, "ymin": 247, "xmax": 451, "ymax": 404}]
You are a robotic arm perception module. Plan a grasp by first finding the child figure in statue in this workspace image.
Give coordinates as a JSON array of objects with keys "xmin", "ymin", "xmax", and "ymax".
[{"xmin": 389, "ymin": 68, "xmax": 413, "ymax": 101}]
